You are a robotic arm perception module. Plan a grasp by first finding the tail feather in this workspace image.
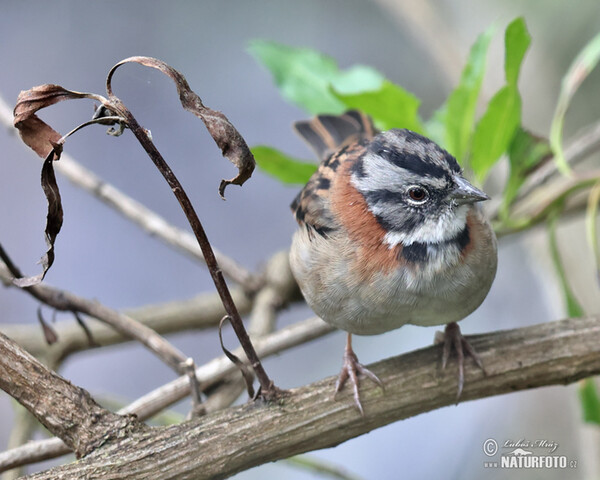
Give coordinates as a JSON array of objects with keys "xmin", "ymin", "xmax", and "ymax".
[{"xmin": 293, "ymin": 110, "xmax": 377, "ymax": 161}]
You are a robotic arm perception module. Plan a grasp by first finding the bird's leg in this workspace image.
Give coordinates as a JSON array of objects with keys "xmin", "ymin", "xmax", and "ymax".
[
  {"xmin": 441, "ymin": 322, "xmax": 486, "ymax": 402},
  {"xmin": 334, "ymin": 333, "xmax": 384, "ymax": 415}
]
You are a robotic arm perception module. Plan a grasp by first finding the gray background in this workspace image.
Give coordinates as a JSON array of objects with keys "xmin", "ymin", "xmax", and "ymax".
[{"xmin": 1, "ymin": 1, "xmax": 599, "ymax": 478}]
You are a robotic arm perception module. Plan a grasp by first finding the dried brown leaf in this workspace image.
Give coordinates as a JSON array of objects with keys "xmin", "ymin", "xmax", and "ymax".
[
  {"xmin": 13, "ymin": 84, "xmax": 103, "ymax": 159},
  {"xmin": 13, "ymin": 148, "xmax": 64, "ymax": 287},
  {"xmin": 218, "ymin": 315, "xmax": 255, "ymax": 398},
  {"xmin": 106, "ymin": 57, "xmax": 255, "ymax": 198},
  {"xmin": 37, "ymin": 307, "xmax": 58, "ymax": 345}
]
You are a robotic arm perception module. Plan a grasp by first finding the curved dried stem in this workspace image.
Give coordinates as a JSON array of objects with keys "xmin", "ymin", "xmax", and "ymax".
[
  {"xmin": 103, "ymin": 85, "xmax": 277, "ymax": 398},
  {"xmin": 0, "ymin": 95, "xmax": 260, "ymax": 291}
]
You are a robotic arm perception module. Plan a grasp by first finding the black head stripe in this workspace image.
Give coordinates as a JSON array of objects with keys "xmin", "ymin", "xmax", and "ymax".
[
  {"xmin": 370, "ymin": 138, "xmax": 450, "ymax": 180},
  {"xmin": 369, "ymin": 129, "xmax": 461, "ymax": 180},
  {"xmin": 444, "ymin": 152, "xmax": 461, "ymax": 173}
]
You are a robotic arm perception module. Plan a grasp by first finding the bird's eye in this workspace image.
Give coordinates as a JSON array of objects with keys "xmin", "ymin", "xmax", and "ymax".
[{"xmin": 407, "ymin": 186, "xmax": 429, "ymax": 204}]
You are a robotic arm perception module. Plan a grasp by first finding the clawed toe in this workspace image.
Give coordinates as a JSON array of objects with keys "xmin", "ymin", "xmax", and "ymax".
[
  {"xmin": 334, "ymin": 334, "xmax": 384, "ymax": 415},
  {"xmin": 441, "ymin": 322, "xmax": 486, "ymax": 402}
]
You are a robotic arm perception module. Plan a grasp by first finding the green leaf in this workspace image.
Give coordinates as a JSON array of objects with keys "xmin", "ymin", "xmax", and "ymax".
[
  {"xmin": 329, "ymin": 65, "xmax": 384, "ymax": 95},
  {"xmin": 470, "ymin": 86, "xmax": 521, "ymax": 182},
  {"xmin": 579, "ymin": 378, "xmax": 600, "ymax": 426},
  {"xmin": 550, "ymin": 31, "xmax": 600, "ymax": 176},
  {"xmin": 548, "ymin": 210, "xmax": 585, "ymax": 318},
  {"xmin": 444, "ymin": 25, "xmax": 495, "ymax": 163},
  {"xmin": 502, "ymin": 128, "xmax": 552, "ymax": 218},
  {"xmin": 333, "ymin": 80, "xmax": 424, "ymax": 133},
  {"xmin": 469, "ymin": 18, "xmax": 531, "ymax": 183},
  {"xmin": 252, "ymin": 145, "xmax": 317, "ymax": 184},
  {"xmin": 504, "ymin": 17, "xmax": 531, "ymax": 86},
  {"xmin": 248, "ymin": 40, "xmax": 383, "ymax": 115},
  {"xmin": 424, "ymin": 104, "xmax": 448, "ymax": 149},
  {"xmin": 585, "ymin": 181, "xmax": 600, "ymax": 284}
]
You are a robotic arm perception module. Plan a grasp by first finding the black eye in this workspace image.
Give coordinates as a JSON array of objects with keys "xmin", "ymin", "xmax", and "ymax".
[{"xmin": 407, "ymin": 186, "xmax": 428, "ymax": 203}]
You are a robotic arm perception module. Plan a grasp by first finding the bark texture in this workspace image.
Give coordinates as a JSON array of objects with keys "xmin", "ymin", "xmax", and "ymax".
[{"xmin": 1, "ymin": 316, "xmax": 596, "ymax": 479}]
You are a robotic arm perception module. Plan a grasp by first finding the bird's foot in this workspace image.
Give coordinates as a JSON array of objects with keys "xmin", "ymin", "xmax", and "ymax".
[
  {"xmin": 334, "ymin": 334, "xmax": 384, "ymax": 415},
  {"xmin": 440, "ymin": 322, "xmax": 486, "ymax": 402}
]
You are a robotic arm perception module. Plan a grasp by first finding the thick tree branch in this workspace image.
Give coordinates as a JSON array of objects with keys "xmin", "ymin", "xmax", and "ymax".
[
  {"xmin": 0, "ymin": 316, "xmax": 334, "ymax": 472},
  {"xmin": 4, "ymin": 315, "xmax": 599, "ymax": 480},
  {"xmin": 0, "ymin": 332, "xmax": 141, "ymax": 458}
]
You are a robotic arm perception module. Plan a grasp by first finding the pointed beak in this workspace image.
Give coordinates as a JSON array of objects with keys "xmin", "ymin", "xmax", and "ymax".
[{"xmin": 449, "ymin": 176, "xmax": 490, "ymax": 204}]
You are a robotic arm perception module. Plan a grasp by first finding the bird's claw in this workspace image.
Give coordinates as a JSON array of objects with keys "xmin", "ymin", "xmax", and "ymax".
[
  {"xmin": 334, "ymin": 344, "xmax": 384, "ymax": 416},
  {"xmin": 441, "ymin": 322, "xmax": 486, "ymax": 402}
]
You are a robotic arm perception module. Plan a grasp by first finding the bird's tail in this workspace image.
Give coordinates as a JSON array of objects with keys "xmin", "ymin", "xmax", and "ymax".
[{"xmin": 293, "ymin": 110, "xmax": 377, "ymax": 161}]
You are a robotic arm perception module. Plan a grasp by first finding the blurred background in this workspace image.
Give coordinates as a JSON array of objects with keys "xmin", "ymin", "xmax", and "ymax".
[{"xmin": 1, "ymin": 1, "xmax": 599, "ymax": 478}]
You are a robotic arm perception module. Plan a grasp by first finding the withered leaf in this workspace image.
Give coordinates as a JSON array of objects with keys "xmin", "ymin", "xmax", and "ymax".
[
  {"xmin": 37, "ymin": 307, "xmax": 58, "ymax": 345},
  {"xmin": 107, "ymin": 57, "xmax": 255, "ymax": 198},
  {"xmin": 218, "ymin": 315, "xmax": 255, "ymax": 398},
  {"xmin": 13, "ymin": 148, "xmax": 64, "ymax": 287},
  {"xmin": 14, "ymin": 84, "xmax": 103, "ymax": 159}
]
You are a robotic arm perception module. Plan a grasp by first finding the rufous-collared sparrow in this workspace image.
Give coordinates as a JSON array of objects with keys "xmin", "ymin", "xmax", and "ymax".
[{"xmin": 289, "ymin": 111, "xmax": 497, "ymax": 414}]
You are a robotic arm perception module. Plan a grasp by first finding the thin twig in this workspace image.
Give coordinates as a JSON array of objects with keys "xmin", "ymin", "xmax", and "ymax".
[
  {"xmin": 1, "ymin": 406, "xmax": 40, "ymax": 480},
  {"xmin": 518, "ymin": 120, "xmax": 600, "ymax": 198},
  {"xmin": 0, "ymin": 262, "xmax": 252, "ymax": 360},
  {"xmin": 0, "ymin": 248, "xmax": 203, "ymax": 410},
  {"xmin": 0, "ymin": 95, "xmax": 260, "ymax": 291},
  {"xmin": 0, "ymin": 316, "xmax": 334, "ymax": 472},
  {"xmin": 490, "ymin": 119, "xmax": 600, "ymax": 223}
]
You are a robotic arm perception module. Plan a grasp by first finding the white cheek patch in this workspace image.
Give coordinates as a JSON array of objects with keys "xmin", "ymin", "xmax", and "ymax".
[{"xmin": 383, "ymin": 205, "xmax": 469, "ymax": 247}]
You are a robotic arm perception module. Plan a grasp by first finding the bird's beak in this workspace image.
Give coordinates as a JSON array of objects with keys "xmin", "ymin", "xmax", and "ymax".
[{"xmin": 449, "ymin": 176, "xmax": 490, "ymax": 204}]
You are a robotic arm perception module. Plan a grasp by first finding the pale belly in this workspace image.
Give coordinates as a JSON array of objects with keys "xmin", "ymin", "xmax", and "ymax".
[{"xmin": 290, "ymin": 227, "xmax": 497, "ymax": 336}]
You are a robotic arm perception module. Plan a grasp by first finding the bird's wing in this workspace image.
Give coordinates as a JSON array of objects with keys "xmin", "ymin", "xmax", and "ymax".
[{"xmin": 291, "ymin": 110, "xmax": 375, "ymax": 236}]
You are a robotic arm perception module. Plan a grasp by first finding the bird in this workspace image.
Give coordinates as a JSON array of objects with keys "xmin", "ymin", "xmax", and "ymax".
[{"xmin": 289, "ymin": 110, "xmax": 497, "ymax": 414}]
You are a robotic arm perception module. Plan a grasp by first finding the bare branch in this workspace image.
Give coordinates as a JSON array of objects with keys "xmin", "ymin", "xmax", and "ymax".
[
  {"xmin": 8, "ymin": 315, "xmax": 600, "ymax": 480},
  {"xmin": 0, "ymin": 255, "xmax": 200, "ymax": 383},
  {"xmin": 0, "ymin": 316, "xmax": 334, "ymax": 472},
  {"xmin": 517, "ymin": 119, "xmax": 600, "ymax": 199},
  {"xmin": 0, "ymin": 263, "xmax": 252, "ymax": 360}
]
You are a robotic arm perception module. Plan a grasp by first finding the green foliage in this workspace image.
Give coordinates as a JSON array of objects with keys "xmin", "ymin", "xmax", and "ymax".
[
  {"xmin": 250, "ymin": 19, "xmax": 600, "ymax": 247},
  {"xmin": 579, "ymin": 378, "xmax": 600, "ymax": 426},
  {"xmin": 333, "ymin": 80, "xmax": 424, "ymax": 133},
  {"xmin": 502, "ymin": 128, "xmax": 552, "ymax": 218},
  {"xmin": 550, "ymin": 31, "xmax": 600, "ymax": 176},
  {"xmin": 251, "ymin": 17, "xmax": 600, "ymax": 431},
  {"xmin": 504, "ymin": 17, "xmax": 531, "ymax": 86},
  {"xmin": 248, "ymin": 40, "xmax": 384, "ymax": 115},
  {"xmin": 470, "ymin": 18, "xmax": 530, "ymax": 182},
  {"xmin": 548, "ymin": 210, "xmax": 585, "ymax": 318},
  {"xmin": 586, "ymin": 181, "xmax": 600, "ymax": 281},
  {"xmin": 443, "ymin": 26, "xmax": 494, "ymax": 164},
  {"xmin": 470, "ymin": 86, "xmax": 521, "ymax": 183},
  {"xmin": 252, "ymin": 146, "xmax": 317, "ymax": 184}
]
